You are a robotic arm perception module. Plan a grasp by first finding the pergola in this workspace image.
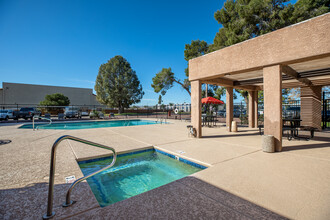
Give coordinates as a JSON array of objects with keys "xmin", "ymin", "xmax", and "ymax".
[{"xmin": 189, "ymin": 13, "xmax": 330, "ymax": 152}]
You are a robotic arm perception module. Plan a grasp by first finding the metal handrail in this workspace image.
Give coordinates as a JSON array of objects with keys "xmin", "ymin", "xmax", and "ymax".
[
  {"xmin": 33, "ymin": 116, "xmax": 52, "ymax": 130},
  {"xmin": 43, "ymin": 135, "xmax": 117, "ymax": 219},
  {"xmin": 157, "ymin": 118, "xmax": 166, "ymax": 124}
]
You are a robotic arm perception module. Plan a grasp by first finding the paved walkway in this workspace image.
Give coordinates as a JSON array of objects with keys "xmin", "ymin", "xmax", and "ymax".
[{"xmin": 0, "ymin": 120, "xmax": 329, "ymax": 219}]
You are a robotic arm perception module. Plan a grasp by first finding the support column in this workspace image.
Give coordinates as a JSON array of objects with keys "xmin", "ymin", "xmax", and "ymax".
[
  {"xmin": 248, "ymin": 91, "xmax": 256, "ymax": 128},
  {"xmin": 301, "ymin": 86, "xmax": 322, "ymax": 131},
  {"xmin": 205, "ymin": 84, "xmax": 208, "ymax": 97},
  {"xmin": 263, "ymin": 65, "xmax": 282, "ymax": 152},
  {"xmin": 254, "ymin": 91, "xmax": 258, "ymax": 128},
  {"xmin": 191, "ymin": 80, "xmax": 202, "ymax": 138},
  {"xmin": 226, "ymin": 87, "xmax": 233, "ymax": 132}
]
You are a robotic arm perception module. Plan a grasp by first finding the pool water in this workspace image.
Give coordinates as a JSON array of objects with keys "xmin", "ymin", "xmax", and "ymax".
[
  {"xmin": 78, "ymin": 149, "xmax": 205, "ymax": 206},
  {"xmin": 19, "ymin": 119, "xmax": 159, "ymax": 130}
]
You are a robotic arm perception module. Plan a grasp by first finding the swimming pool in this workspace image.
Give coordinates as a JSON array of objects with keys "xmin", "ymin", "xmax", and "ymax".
[
  {"xmin": 78, "ymin": 149, "xmax": 206, "ymax": 206},
  {"xmin": 19, "ymin": 119, "xmax": 160, "ymax": 130}
]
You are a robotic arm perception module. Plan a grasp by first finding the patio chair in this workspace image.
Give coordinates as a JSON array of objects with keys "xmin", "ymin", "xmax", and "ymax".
[
  {"xmin": 186, "ymin": 125, "xmax": 196, "ymax": 137},
  {"xmin": 58, "ymin": 113, "xmax": 64, "ymax": 120},
  {"xmin": 45, "ymin": 113, "xmax": 51, "ymax": 119},
  {"xmin": 98, "ymin": 113, "xmax": 104, "ymax": 119}
]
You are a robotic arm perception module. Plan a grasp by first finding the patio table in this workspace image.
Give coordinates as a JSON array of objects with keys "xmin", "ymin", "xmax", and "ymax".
[
  {"xmin": 202, "ymin": 115, "xmax": 217, "ymax": 127},
  {"xmin": 283, "ymin": 118, "xmax": 302, "ymax": 140}
]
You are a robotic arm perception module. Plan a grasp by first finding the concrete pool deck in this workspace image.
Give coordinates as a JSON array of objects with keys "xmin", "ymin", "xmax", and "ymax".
[{"xmin": 0, "ymin": 119, "xmax": 329, "ymax": 219}]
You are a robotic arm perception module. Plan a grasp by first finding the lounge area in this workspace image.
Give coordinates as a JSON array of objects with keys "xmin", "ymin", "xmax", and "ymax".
[{"xmin": 189, "ymin": 13, "xmax": 330, "ymax": 153}]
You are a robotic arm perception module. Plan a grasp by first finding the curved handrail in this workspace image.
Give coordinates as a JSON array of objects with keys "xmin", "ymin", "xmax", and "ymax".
[
  {"xmin": 33, "ymin": 116, "xmax": 52, "ymax": 130},
  {"xmin": 156, "ymin": 118, "xmax": 166, "ymax": 124},
  {"xmin": 43, "ymin": 135, "xmax": 117, "ymax": 219}
]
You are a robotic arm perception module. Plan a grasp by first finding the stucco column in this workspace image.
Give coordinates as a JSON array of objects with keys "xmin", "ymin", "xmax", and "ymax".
[
  {"xmin": 191, "ymin": 80, "xmax": 202, "ymax": 138},
  {"xmin": 226, "ymin": 87, "xmax": 234, "ymax": 132},
  {"xmin": 263, "ymin": 65, "xmax": 282, "ymax": 152},
  {"xmin": 254, "ymin": 91, "xmax": 258, "ymax": 127},
  {"xmin": 248, "ymin": 91, "xmax": 256, "ymax": 128},
  {"xmin": 301, "ymin": 86, "xmax": 322, "ymax": 131}
]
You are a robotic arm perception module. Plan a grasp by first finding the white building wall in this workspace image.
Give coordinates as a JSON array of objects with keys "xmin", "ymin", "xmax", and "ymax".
[
  {"xmin": 1, "ymin": 82, "xmax": 100, "ymax": 106},
  {"xmin": 158, "ymin": 103, "xmax": 191, "ymax": 112},
  {"xmin": 0, "ymin": 89, "xmax": 3, "ymax": 104}
]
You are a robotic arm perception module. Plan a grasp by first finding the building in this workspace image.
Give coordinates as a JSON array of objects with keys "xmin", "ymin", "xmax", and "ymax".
[
  {"xmin": 172, "ymin": 103, "xmax": 191, "ymax": 112},
  {"xmin": 0, "ymin": 82, "xmax": 101, "ymax": 106},
  {"xmin": 189, "ymin": 13, "xmax": 330, "ymax": 151},
  {"xmin": 156, "ymin": 103, "xmax": 191, "ymax": 112}
]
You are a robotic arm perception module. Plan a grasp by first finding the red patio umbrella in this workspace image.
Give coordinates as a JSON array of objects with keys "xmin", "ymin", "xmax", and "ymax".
[{"xmin": 201, "ymin": 97, "xmax": 224, "ymax": 104}]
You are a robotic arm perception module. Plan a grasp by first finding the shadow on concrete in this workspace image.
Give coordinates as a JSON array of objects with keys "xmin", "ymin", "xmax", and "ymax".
[
  {"xmin": 283, "ymin": 142, "xmax": 330, "ymax": 151},
  {"xmin": 67, "ymin": 176, "xmax": 288, "ymax": 219},
  {"xmin": 0, "ymin": 181, "xmax": 99, "ymax": 220},
  {"xmin": 0, "ymin": 176, "xmax": 288, "ymax": 219},
  {"xmin": 202, "ymin": 132, "xmax": 260, "ymax": 139},
  {"xmin": 311, "ymin": 135, "xmax": 330, "ymax": 142}
]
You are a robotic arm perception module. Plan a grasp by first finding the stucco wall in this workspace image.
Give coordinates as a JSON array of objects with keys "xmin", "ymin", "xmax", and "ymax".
[
  {"xmin": 1, "ymin": 82, "xmax": 100, "ymax": 105},
  {"xmin": 189, "ymin": 13, "xmax": 330, "ymax": 81}
]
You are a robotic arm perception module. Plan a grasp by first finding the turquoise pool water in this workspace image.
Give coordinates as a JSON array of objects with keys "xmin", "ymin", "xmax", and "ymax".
[
  {"xmin": 19, "ymin": 119, "xmax": 159, "ymax": 130},
  {"xmin": 78, "ymin": 149, "xmax": 205, "ymax": 206}
]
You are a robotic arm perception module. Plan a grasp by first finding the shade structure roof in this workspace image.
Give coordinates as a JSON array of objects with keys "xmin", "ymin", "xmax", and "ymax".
[
  {"xmin": 189, "ymin": 13, "xmax": 330, "ymax": 90},
  {"xmin": 201, "ymin": 97, "xmax": 224, "ymax": 104}
]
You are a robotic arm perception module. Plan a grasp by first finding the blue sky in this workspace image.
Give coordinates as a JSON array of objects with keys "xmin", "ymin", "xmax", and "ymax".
[{"xmin": 0, "ymin": 0, "xmax": 230, "ymax": 105}]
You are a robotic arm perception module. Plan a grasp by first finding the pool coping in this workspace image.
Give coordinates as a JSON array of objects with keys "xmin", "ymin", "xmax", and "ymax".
[
  {"xmin": 77, "ymin": 146, "xmax": 209, "ymax": 169},
  {"xmin": 17, "ymin": 118, "xmax": 169, "ymax": 129}
]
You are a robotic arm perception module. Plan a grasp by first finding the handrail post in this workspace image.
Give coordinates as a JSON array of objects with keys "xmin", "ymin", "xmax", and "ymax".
[
  {"xmin": 43, "ymin": 135, "xmax": 117, "ymax": 219},
  {"xmin": 43, "ymin": 137, "xmax": 60, "ymax": 219},
  {"xmin": 34, "ymin": 117, "xmax": 52, "ymax": 130}
]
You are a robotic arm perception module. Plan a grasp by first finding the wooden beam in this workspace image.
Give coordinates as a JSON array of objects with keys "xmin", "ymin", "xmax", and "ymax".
[
  {"xmin": 201, "ymin": 77, "xmax": 234, "ymax": 87},
  {"xmin": 282, "ymin": 78, "xmax": 330, "ymax": 89},
  {"xmin": 281, "ymin": 65, "xmax": 298, "ymax": 78},
  {"xmin": 281, "ymin": 65, "xmax": 313, "ymax": 86},
  {"xmin": 235, "ymin": 85, "xmax": 258, "ymax": 91},
  {"xmin": 202, "ymin": 78, "xmax": 260, "ymax": 91},
  {"xmin": 201, "ymin": 79, "xmax": 261, "ymax": 91}
]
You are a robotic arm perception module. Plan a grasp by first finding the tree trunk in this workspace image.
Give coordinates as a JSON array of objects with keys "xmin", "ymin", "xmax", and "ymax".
[
  {"xmin": 173, "ymin": 78, "xmax": 191, "ymax": 96},
  {"xmin": 118, "ymin": 101, "xmax": 122, "ymax": 114}
]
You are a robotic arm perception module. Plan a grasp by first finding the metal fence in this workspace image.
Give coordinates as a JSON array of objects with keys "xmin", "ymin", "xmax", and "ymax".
[
  {"xmin": 282, "ymin": 100, "xmax": 301, "ymax": 119},
  {"xmin": 322, "ymin": 92, "xmax": 330, "ymax": 129},
  {"xmin": 2, "ymin": 99, "xmax": 328, "ymax": 128},
  {"xmin": 233, "ymin": 100, "xmax": 302, "ymax": 125},
  {"xmin": 0, "ymin": 103, "xmax": 191, "ymax": 123}
]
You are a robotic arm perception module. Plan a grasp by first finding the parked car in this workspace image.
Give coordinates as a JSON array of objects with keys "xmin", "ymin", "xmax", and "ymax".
[
  {"xmin": 89, "ymin": 111, "xmax": 104, "ymax": 119},
  {"xmin": 81, "ymin": 111, "xmax": 89, "ymax": 116},
  {"xmin": 0, "ymin": 109, "xmax": 15, "ymax": 121},
  {"xmin": 217, "ymin": 110, "xmax": 226, "ymax": 117},
  {"xmin": 233, "ymin": 109, "xmax": 245, "ymax": 118},
  {"xmin": 64, "ymin": 106, "xmax": 82, "ymax": 119},
  {"xmin": 13, "ymin": 107, "xmax": 41, "ymax": 120}
]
